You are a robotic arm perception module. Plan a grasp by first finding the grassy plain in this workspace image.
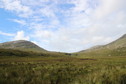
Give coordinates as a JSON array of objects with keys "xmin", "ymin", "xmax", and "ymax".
[{"xmin": 0, "ymin": 55, "xmax": 126, "ymax": 84}]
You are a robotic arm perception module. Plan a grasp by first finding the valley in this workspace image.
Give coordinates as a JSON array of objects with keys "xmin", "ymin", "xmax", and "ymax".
[{"xmin": 0, "ymin": 34, "xmax": 126, "ymax": 84}]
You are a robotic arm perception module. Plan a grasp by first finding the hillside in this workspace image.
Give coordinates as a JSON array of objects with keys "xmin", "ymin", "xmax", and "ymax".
[
  {"xmin": 105, "ymin": 34, "xmax": 126, "ymax": 49},
  {"xmin": 0, "ymin": 48, "xmax": 42, "ymax": 57},
  {"xmin": 0, "ymin": 40, "xmax": 47, "ymax": 52},
  {"xmin": 0, "ymin": 40, "xmax": 72, "ymax": 57},
  {"xmin": 0, "ymin": 48, "xmax": 69, "ymax": 57},
  {"xmin": 78, "ymin": 34, "xmax": 126, "ymax": 57}
]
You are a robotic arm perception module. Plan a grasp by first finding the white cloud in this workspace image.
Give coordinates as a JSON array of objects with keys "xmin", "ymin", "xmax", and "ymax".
[
  {"xmin": 0, "ymin": 31, "xmax": 14, "ymax": 36},
  {"xmin": 71, "ymin": 0, "xmax": 88, "ymax": 12},
  {"xmin": 10, "ymin": 19, "xmax": 26, "ymax": 25},
  {"xmin": 14, "ymin": 31, "xmax": 30, "ymax": 40},
  {"xmin": 0, "ymin": 0, "xmax": 33, "ymax": 18},
  {"xmin": 92, "ymin": 0, "xmax": 126, "ymax": 20}
]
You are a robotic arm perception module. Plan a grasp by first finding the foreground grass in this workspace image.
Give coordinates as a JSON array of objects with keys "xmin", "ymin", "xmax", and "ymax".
[{"xmin": 0, "ymin": 56, "xmax": 126, "ymax": 84}]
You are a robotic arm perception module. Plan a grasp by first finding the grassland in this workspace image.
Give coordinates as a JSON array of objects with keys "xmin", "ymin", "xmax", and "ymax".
[
  {"xmin": 0, "ymin": 55, "xmax": 126, "ymax": 84},
  {"xmin": 78, "ymin": 47, "xmax": 126, "ymax": 57}
]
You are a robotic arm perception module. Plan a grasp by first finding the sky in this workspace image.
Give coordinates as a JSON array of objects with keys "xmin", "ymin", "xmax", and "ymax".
[{"xmin": 0, "ymin": 0, "xmax": 126, "ymax": 52}]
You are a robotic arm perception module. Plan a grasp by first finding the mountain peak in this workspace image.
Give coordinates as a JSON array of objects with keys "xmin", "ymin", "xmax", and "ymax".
[
  {"xmin": 0, "ymin": 40, "xmax": 47, "ymax": 52},
  {"xmin": 14, "ymin": 40, "xmax": 28, "ymax": 42}
]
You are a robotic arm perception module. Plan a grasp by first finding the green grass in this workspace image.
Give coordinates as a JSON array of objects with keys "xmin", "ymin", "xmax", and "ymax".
[
  {"xmin": 0, "ymin": 55, "xmax": 126, "ymax": 84},
  {"xmin": 78, "ymin": 47, "xmax": 126, "ymax": 57},
  {"xmin": 0, "ymin": 48, "xmax": 70, "ymax": 57}
]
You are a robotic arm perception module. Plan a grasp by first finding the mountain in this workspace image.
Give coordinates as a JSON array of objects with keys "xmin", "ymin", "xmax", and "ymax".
[
  {"xmin": 105, "ymin": 34, "xmax": 126, "ymax": 49},
  {"xmin": 0, "ymin": 40, "xmax": 71, "ymax": 57},
  {"xmin": 78, "ymin": 34, "xmax": 126, "ymax": 56},
  {"xmin": 0, "ymin": 40, "xmax": 47, "ymax": 52}
]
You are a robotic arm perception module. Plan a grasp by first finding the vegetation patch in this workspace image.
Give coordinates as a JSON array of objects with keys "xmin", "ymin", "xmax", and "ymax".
[{"xmin": 0, "ymin": 56, "xmax": 126, "ymax": 84}]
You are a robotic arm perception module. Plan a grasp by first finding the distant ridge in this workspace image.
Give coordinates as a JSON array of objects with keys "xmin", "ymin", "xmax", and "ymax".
[
  {"xmin": 78, "ymin": 34, "xmax": 126, "ymax": 56},
  {"xmin": 105, "ymin": 34, "xmax": 126, "ymax": 49},
  {"xmin": 0, "ymin": 40, "xmax": 47, "ymax": 52}
]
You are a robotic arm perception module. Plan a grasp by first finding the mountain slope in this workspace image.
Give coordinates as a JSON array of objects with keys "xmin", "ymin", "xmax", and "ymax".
[
  {"xmin": 78, "ymin": 34, "xmax": 126, "ymax": 56},
  {"xmin": 0, "ymin": 40, "xmax": 47, "ymax": 52},
  {"xmin": 105, "ymin": 34, "xmax": 126, "ymax": 49},
  {"xmin": 0, "ymin": 48, "xmax": 69, "ymax": 57}
]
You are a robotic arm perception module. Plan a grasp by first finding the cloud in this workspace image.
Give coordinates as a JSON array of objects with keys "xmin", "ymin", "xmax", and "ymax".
[
  {"xmin": 0, "ymin": 31, "xmax": 14, "ymax": 36},
  {"xmin": 14, "ymin": 31, "xmax": 30, "ymax": 40},
  {"xmin": 0, "ymin": 0, "xmax": 33, "ymax": 18},
  {"xmin": 92, "ymin": 0, "xmax": 126, "ymax": 20},
  {"xmin": 10, "ymin": 19, "xmax": 26, "ymax": 25},
  {"xmin": 0, "ymin": 0, "xmax": 126, "ymax": 52},
  {"xmin": 71, "ymin": 0, "xmax": 88, "ymax": 12}
]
